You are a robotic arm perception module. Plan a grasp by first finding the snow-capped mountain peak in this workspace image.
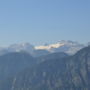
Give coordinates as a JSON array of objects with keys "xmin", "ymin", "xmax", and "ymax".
[
  {"xmin": 35, "ymin": 40, "xmax": 84, "ymax": 54},
  {"xmin": 7, "ymin": 43, "xmax": 34, "ymax": 54},
  {"xmin": 0, "ymin": 41, "xmax": 85, "ymax": 56}
]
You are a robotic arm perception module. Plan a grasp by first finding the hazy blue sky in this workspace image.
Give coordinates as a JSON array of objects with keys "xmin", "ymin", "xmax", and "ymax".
[{"xmin": 0, "ymin": 0, "xmax": 90, "ymax": 46}]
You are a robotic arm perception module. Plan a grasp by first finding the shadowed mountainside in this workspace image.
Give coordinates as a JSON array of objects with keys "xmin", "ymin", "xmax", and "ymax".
[{"xmin": 0, "ymin": 46, "xmax": 90, "ymax": 90}]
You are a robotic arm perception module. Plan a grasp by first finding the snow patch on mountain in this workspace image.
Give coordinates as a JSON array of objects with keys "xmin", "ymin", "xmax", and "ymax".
[{"xmin": 35, "ymin": 43, "xmax": 64, "ymax": 50}]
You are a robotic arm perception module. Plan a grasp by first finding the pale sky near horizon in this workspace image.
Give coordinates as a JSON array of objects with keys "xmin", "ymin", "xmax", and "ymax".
[{"xmin": 0, "ymin": 0, "xmax": 90, "ymax": 46}]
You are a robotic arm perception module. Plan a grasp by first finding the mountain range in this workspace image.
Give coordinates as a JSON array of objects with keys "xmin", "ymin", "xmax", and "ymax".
[
  {"xmin": 0, "ymin": 40, "xmax": 89, "ymax": 90},
  {"xmin": 0, "ymin": 40, "xmax": 85, "ymax": 57},
  {"xmin": 0, "ymin": 44, "xmax": 90, "ymax": 90}
]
